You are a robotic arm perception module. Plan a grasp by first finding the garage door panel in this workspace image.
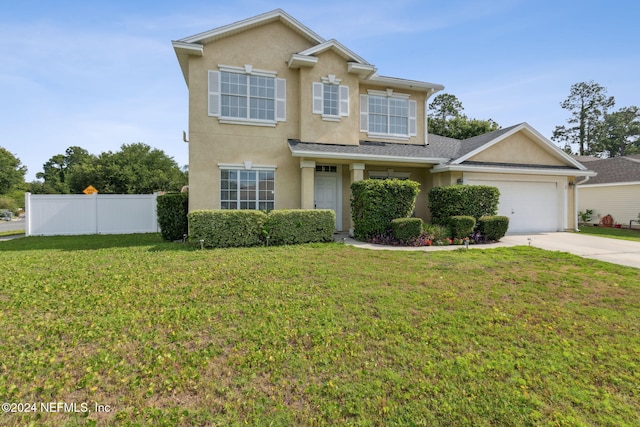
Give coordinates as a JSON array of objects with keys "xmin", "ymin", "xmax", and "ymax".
[{"xmin": 466, "ymin": 180, "xmax": 559, "ymax": 233}]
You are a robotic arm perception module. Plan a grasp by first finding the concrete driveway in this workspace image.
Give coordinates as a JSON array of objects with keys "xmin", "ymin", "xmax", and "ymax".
[
  {"xmin": 341, "ymin": 231, "xmax": 640, "ymax": 269},
  {"xmin": 501, "ymin": 232, "xmax": 640, "ymax": 269}
]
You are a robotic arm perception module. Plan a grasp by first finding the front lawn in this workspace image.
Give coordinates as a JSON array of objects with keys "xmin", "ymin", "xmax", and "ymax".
[
  {"xmin": 579, "ymin": 225, "xmax": 640, "ymax": 242},
  {"xmin": 1, "ymin": 234, "xmax": 638, "ymax": 426}
]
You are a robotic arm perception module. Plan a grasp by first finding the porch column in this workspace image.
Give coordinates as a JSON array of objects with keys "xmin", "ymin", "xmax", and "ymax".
[
  {"xmin": 349, "ymin": 163, "xmax": 365, "ymax": 236},
  {"xmin": 300, "ymin": 159, "xmax": 316, "ymax": 209}
]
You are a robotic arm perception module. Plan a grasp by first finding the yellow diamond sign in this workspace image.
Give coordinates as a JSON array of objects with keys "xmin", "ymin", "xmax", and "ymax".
[{"xmin": 83, "ymin": 185, "xmax": 98, "ymax": 195}]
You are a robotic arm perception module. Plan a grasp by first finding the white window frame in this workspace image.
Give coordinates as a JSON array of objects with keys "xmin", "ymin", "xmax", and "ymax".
[
  {"xmin": 312, "ymin": 75, "xmax": 349, "ymax": 121},
  {"xmin": 360, "ymin": 89, "xmax": 417, "ymax": 140},
  {"xmin": 209, "ymin": 65, "xmax": 286, "ymax": 127},
  {"xmin": 218, "ymin": 163, "xmax": 276, "ymax": 211},
  {"xmin": 368, "ymin": 170, "xmax": 411, "ymax": 180}
]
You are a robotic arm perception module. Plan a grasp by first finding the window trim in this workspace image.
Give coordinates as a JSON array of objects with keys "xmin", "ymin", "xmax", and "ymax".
[
  {"xmin": 360, "ymin": 90, "xmax": 417, "ymax": 140},
  {"xmin": 312, "ymin": 75, "xmax": 349, "ymax": 121},
  {"xmin": 209, "ymin": 65, "xmax": 286, "ymax": 126},
  {"xmin": 368, "ymin": 170, "xmax": 411, "ymax": 180},
  {"xmin": 218, "ymin": 163, "xmax": 276, "ymax": 211}
]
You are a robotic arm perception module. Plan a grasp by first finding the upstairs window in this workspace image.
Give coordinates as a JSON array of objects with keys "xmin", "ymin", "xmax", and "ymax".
[
  {"xmin": 360, "ymin": 90, "xmax": 417, "ymax": 140},
  {"xmin": 312, "ymin": 75, "xmax": 349, "ymax": 121},
  {"xmin": 209, "ymin": 65, "xmax": 286, "ymax": 126}
]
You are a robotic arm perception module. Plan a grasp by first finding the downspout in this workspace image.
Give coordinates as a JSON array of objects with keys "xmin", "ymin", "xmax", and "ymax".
[{"xmin": 574, "ymin": 176, "xmax": 590, "ymax": 232}]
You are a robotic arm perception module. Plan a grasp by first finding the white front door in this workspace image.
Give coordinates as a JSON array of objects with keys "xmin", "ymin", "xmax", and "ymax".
[{"xmin": 314, "ymin": 166, "xmax": 342, "ymax": 230}]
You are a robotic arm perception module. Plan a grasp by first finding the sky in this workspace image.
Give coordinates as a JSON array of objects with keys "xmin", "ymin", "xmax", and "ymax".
[{"xmin": 2, "ymin": 0, "xmax": 639, "ymax": 181}]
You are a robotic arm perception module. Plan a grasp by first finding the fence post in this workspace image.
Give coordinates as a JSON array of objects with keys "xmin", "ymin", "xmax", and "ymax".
[
  {"xmin": 153, "ymin": 192, "xmax": 159, "ymax": 232},
  {"xmin": 92, "ymin": 193, "xmax": 99, "ymax": 234},
  {"xmin": 25, "ymin": 192, "xmax": 31, "ymax": 236}
]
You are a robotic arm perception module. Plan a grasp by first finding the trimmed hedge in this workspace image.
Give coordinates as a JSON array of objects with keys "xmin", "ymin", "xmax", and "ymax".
[
  {"xmin": 188, "ymin": 210, "xmax": 267, "ymax": 248},
  {"xmin": 448, "ymin": 215, "xmax": 476, "ymax": 239},
  {"xmin": 477, "ymin": 216, "xmax": 509, "ymax": 241},
  {"xmin": 157, "ymin": 193, "xmax": 189, "ymax": 241},
  {"xmin": 391, "ymin": 218, "xmax": 423, "ymax": 243},
  {"xmin": 428, "ymin": 185, "xmax": 499, "ymax": 225},
  {"xmin": 351, "ymin": 179, "xmax": 420, "ymax": 240},
  {"xmin": 265, "ymin": 210, "xmax": 335, "ymax": 245}
]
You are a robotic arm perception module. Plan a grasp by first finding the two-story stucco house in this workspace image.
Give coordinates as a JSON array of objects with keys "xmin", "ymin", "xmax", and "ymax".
[{"xmin": 173, "ymin": 9, "xmax": 595, "ymax": 234}]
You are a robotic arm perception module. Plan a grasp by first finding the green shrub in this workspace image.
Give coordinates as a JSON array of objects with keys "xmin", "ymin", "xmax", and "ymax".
[
  {"xmin": 188, "ymin": 210, "xmax": 267, "ymax": 248},
  {"xmin": 477, "ymin": 216, "xmax": 509, "ymax": 241},
  {"xmin": 448, "ymin": 215, "xmax": 476, "ymax": 238},
  {"xmin": 422, "ymin": 223, "xmax": 449, "ymax": 241},
  {"xmin": 265, "ymin": 210, "xmax": 335, "ymax": 245},
  {"xmin": 351, "ymin": 179, "xmax": 420, "ymax": 240},
  {"xmin": 0, "ymin": 196, "xmax": 18, "ymax": 213},
  {"xmin": 391, "ymin": 218, "xmax": 423, "ymax": 243},
  {"xmin": 428, "ymin": 185, "xmax": 499, "ymax": 225},
  {"xmin": 157, "ymin": 193, "xmax": 189, "ymax": 241}
]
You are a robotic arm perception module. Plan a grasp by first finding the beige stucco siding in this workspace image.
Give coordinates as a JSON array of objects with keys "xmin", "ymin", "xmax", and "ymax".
[
  {"xmin": 358, "ymin": 84, "xmax": 427, "ymax": 146},
  {"xmin": 188, "ymin": 133, "xmax": 302, "ymax": 211},
  {"xmin": 187, "ymin": 21, "xmax": 314, "ymax": 211},
  {"xmin": 578, "ymin": 183, "xmax": 640, "ymax": 226},
  {"xmin": 469, "ymin": 133, "xmax": 567, "ymax": 166},
  {"xmin": 298, "ymin": 50, "xmax": 361, "ymax": 145}
]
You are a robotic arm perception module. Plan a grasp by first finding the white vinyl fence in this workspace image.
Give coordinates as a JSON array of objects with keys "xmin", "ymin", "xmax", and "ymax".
[{"xmin": 25, "ymin": 193, "xmax": 159, "ymax": 236}]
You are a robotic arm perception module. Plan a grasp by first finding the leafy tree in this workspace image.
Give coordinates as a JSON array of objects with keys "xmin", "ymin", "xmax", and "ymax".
[
  {"xmin": 36, "ymin": 146, "xmax": 94, "ymax": 193},
  {"xmin": 428, "ymin": 93, "xmax": 500, "ymax": 139},
  {"xmin": 428, "ymin": 93, "xmax": 464, "ymax": 121},
  {"xmin": 429, "ymin": 115, "xmax": 500, "ymax": 140},
  {"xmin": 597, "ymin": 106, "xmax": 640, "ymax": 157},
  {"xmin": 552, "ymin": 81, "xmax": 615, "ymax": 156},
  {"xmin": 0, "ymin": 147, "xmax": 27, "ymax": 194},
  {"xmin": 67, "ymin": 143, "xmax": 187, "ymax": 194}
]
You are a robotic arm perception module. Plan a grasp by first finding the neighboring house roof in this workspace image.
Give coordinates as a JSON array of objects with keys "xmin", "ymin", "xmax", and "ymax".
[{"xmin": 578, "ymin": 156, "xmax": 640, "ymax": 185}]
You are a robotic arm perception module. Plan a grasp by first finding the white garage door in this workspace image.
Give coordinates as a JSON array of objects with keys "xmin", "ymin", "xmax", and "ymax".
[{"xmin": 466, "ymin": 180, "xmax": 560, "ymax": 233}]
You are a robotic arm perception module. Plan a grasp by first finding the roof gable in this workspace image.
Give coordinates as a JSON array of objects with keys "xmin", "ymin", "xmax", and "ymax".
[
  {"xmin": 452, "ymin": 123, "xmax": 587, "ymax": 170},
  {"xmin": 297, "ymin": 39, "xmax": 370, "ymax": 65},
  {"xmin": 176, "ymin": 9, "xmax": 325, "ymax": 46}
]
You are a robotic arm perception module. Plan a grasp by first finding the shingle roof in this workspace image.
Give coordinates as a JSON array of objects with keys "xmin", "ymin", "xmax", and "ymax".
[
  {"xmin": 454, "ymin": 124, "xmax": 522, "ymax": 158},
  {"xmin": 288, "ymin": 139, "xmax": 452, "ymax": 163},
  {"xmin": 579, "ymin": 156, "xmax": 640, "ymax": 185},
  {"xmin": 289, "ymin": 122, "xmax": 590, "ymax": 175}
]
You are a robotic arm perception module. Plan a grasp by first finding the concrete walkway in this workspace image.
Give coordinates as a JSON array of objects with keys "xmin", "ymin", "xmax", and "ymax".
[{"xmin": 338, "ymin": 232, "xmax": 640, "ymax": 269}]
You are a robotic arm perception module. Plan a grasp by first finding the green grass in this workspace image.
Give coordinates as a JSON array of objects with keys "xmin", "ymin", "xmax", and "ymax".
[
  {"xmin": 579, "ymin": 225, "xmax": 640, "ymax": 242},
  {"xmin": 0, "ymin": 229, "xmax": 24, "ymax": 237},
  {"xmin": 1, "ymin": 234, "xmax": 639, "ymax": 426}
]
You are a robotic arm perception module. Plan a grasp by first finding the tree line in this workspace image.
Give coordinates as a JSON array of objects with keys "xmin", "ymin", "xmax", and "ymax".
[
  {"xmin": 427, "ymin": 81, "xmax": 639, "ymax": 157},
  {"xmin": 0, "ymin": 143, "xmax": 187, "ymax": 212}
]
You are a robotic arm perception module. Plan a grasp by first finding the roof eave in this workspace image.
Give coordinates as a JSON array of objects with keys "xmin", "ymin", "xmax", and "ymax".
[
  {"xmin": 177, "ymin": 9, "xmax": 325, "ymax": 46},
  {"xmin": 579, "ymin": 181, "xmax": 640, "ymax": 188},
  {"xmin": 431, "ymin": 163, "xmax": 598, "ymax": 177},
  {"xmin": 366, "ymin": 74, "xmax": 445, "ymax": 93},
  {"xmin": 172, "ymin": 41, "xmax": 204, "ymax": 84},
  {"xmin": 289, "ymin": 146, "xmax": 447, "ymax": 165}
]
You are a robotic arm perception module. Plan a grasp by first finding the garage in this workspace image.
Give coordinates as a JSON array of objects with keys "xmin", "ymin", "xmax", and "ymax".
[{"xmin": 466, "ymin": 179, "xmax": 561, "ymax": 233}]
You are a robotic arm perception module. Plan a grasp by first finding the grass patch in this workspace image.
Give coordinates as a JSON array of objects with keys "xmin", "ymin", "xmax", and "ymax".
[
  {"xmin": 1, "ymin": 234, "xmax": 639, "ymax": 426},
  {"xmin": 579, "ymin": 225, "xmax": 640, "ymax": 242},
  {"xmin": 0, "ymin": 229, "xmax": 25, "ymax": 237}
]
